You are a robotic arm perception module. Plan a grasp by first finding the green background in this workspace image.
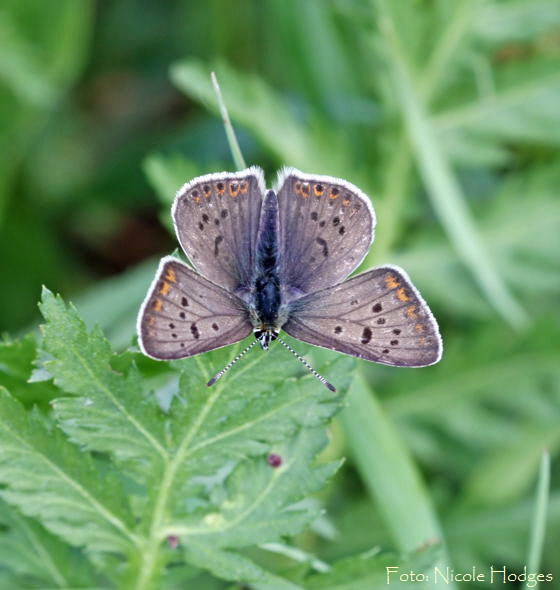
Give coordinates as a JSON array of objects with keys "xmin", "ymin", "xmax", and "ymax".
[{"xmin": 1, "ymin": 0, "xmax": 559, "ymax": 587}]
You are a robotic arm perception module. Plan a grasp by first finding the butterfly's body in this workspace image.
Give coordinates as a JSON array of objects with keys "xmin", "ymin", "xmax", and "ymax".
[
  {"xmin": 138, "ymin": 166, "xmax": 442, "ymax": 387},
  {"xmin": 248, "ymin": 189, "xmax": 286, "ymax": 349}
]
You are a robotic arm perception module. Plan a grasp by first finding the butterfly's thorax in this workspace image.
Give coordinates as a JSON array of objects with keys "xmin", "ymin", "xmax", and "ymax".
[{"xmin": 249, "ymin": 190, "xmax": 289, "ymax": 348}]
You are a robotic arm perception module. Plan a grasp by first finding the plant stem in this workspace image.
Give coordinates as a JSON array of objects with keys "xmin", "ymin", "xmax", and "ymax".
[
  {"xmin": 527, "ymin": 450, "xmax": 550, "ymax": 574},
  {"xmin": 211, "ymin": 71, "xmax": 247, "ymax": 171}
]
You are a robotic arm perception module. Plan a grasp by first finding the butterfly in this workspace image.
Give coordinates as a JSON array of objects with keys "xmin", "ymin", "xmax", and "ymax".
[{"xmin": 137, "ymin": 167, "xmax": 442, "ymax": 390}]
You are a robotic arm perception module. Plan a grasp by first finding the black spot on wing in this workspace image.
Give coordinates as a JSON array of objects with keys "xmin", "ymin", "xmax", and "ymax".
[
  {"xmin": 214, "ymin": 235, "xmax": 223, "ymax": 256},
  {"xmin": 316, "ymin": 237, "xmax": 328, "ymax": 257},
  {"xmin": 361, "ymin": 327, "xmax": 372, "ymax": 344}
]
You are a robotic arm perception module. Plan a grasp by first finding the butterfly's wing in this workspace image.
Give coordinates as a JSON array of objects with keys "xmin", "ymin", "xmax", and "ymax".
[
  {"xmin": 172, "ymin": 167, "xmax": 265, "ymax": 293},
  {"xmin": 137, "ymin": 257, "xmax": 252, "ymax": 360},
  {"xmin": 274, "ymin": 168, "xmax": 375, "ymax": 295},
  {"xmin": 283, "ymin": 266, "xmax": 442, "ymax": 367}
]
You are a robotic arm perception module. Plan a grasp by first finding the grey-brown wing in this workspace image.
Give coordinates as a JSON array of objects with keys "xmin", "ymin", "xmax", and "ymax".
[
  {"xmin": 172, "ymin": 167, "xmax": 265, "ymax": 293},
  {"xmin": 274, "ymin": 168, "xmax": 375, "ymax": 295},
  {"xmin": 137, "ymin": 257, "xmax": 252, "ymax": 359},
  {"xmin": 283, "ymin": 266, "xmax": 442, "ymax": 367}
]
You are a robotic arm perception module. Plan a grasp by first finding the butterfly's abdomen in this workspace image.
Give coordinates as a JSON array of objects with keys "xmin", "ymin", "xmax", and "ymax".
[{"xmin": 251, "ymin": 190, "xmax": 284, "ymax": 329}]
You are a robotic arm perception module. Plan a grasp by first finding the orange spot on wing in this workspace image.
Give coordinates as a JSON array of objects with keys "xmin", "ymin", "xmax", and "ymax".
[
  {"xmin": 415, "ymin": 323, "xmax": 425, "ymax": 333},
  {"xmin": 329, "ymin": 187, "xmax": 339, "ymax": 199},
  {"xmin": 342, "ymin": 198, "xmax": 351, "ymax": 206},
  {"xmin": 147, "ymin": 317, "xmax": 156, "ymax": 327},
  {"xmin": 396, "ymin": 287, "xmax": 411, "ymax": 302},
  {"xmin": 165, "ymin": 268, "xmax": 177, "ymax": 283},
  {"xmin": 159, "ymin": 282, "xmax": 171, "ymax": 295},
  {"xmin": 216, "ymin": 182, "xmax": 225, "ymax": 195},
  {"xmin": 406, "ymin": 305, "xmax": 417, "ymax": 319},
  {"xmin": 419, "ymin": 336, "xmax": 426, "ymax": 345},
  {"xmin": 385, "ymin": 275, "xmax": 400, "ymax": 289},
  {"xmin": 301, "ymin": 182, "xmax": 310, "ymax": 197},
  {"xmin": 314, "ymin": 183, "xmax": 324, "ymax": 196},
  {"xmin": 239, "ymin": 181, "xmax": 248, "ymax": 194},
  {"xmin": 152, "ymin": 299, "xmax": 163, "ymax": 312},
  {"xmin": 229, "ymin": 182, "xmax": 240, "ymax": 197}
]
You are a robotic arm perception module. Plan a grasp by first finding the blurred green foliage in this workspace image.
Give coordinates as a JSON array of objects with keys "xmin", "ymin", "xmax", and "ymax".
[{"xmin": 0, "ymin": 0, "xmax": 559, "ymax": 588}]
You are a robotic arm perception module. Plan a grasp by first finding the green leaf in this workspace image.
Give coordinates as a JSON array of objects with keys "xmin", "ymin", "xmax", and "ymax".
[
  {"xmin": 391, "ymin": 163, "xmax": 560, "ymax": 319},
  {"xmin": 0, "ymin": 333, "xmax": 58, "ymax": 405},
  {"xmin": 304, "ymin": 545, "xmax": 440, "ymax": 590},
  {"xmin": 184, "ymin": 542, "xmax": 303, "ymax": 590},
  {"xmin": 170, "ymin": 428, "xmax": 341, "ymax": 548},
  {"xmin": 0, "ymin": 500, "xmax": 96, "ymax": 588},
  {"xmin": 132, "ymin": 349, "xmax": 351, "ymax": 588},
  {"xmin": 39, "ymin": 288, "xmax": 168, "ymax": 475},
  {"xmin": 166, "ymin": 342, "xmax": 351, "ymax": 493},
  {"xmin": 472, "ymin": 0, "xmax": 560, "ymax": 45},
  {"xmin": 0, "ymin": 387, "xmax": 136, "ymax": 554}
]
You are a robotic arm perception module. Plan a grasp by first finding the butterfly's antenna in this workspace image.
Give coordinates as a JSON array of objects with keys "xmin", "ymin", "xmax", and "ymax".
[
  {"xmin": 207, "ymin": 340, "xmax": 258, "ymax": 387},
  {"xmin": 276, "ymin": 336, "xmax": 336, "ymax": 392}
]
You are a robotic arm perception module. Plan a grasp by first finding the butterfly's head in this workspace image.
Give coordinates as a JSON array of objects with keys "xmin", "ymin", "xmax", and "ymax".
[{"xmin": 254, "ymin": 327, "xmax": 279, "ymax": 350}]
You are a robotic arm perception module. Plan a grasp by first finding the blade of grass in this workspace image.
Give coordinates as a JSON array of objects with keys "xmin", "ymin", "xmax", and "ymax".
[
  {"xmin": 527, "ymin": 450, "xmax": 550, "ymax": 575},
  {"xmin": 211, "ymin": 71, "xmax": 246, "ymax": 171},
  {"xmin": 368, "ymin": 0, "xmax": 473, "ymax": 265},
  {"xmin": 374, "ymin": 1, "xmax": 529, "ymax": 330},
  {"xmin": 339, "ymin": 374, "xmax": 455, "ymax": 589}
]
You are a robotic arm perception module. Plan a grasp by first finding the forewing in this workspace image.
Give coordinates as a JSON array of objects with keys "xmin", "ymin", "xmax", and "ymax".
[
  {"xmin": 275, "ymin": 168, "xmax": 375, "ymax": 295},
  {"xmin": 172, "ymin": 166, "xmax": 265, "ymax": 292},
  {"xmin": 137, "ymin": 257, "xmax": 252, "ymax": 359},
  {"xmin": 283, "ymin": 266, "xmax": 442, "ymax": 367}
]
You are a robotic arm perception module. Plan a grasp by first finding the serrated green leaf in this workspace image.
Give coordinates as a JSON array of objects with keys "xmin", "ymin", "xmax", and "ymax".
[
  {"xmin": 130, "ymin": 348, "xmax": 351, "ymax": 588},
  {"xmin": 0, "ymin": 333, "xmax": 59, "ymax": 405},
  {"xmin": 166, "ymin": 343, "xmax": 352, "ymax": 491},
  {"xmin": 184, "ymin": 541, "xmax": 303, "ymax": 590},
  {"xmin": 0, "ymin": 387, "xmax": 137, "ymax": 554},
  {"xmin": 170, "ymin": 428, "xmax": 341, "ymax": 548},
  {"xmin": 39, "ymin": 288, "xmax": 168, "ymax": 475}
]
